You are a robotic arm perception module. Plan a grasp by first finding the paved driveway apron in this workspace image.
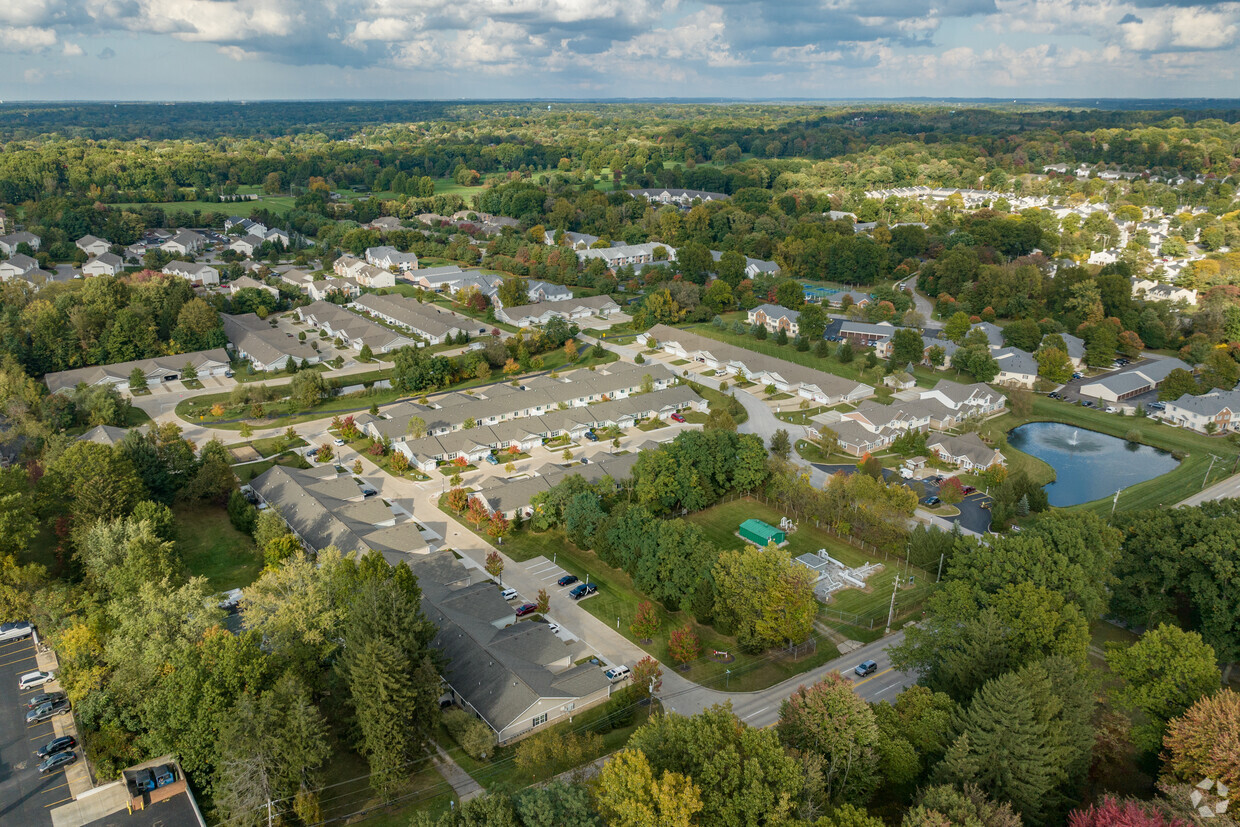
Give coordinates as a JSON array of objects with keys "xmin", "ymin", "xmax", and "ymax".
[{"xmin": 0, "ymin": 637, "xmax": 63, "ymax": 826}]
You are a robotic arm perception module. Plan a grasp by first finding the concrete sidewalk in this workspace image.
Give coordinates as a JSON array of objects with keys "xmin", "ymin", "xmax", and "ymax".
[{"xmin": 430, "ymin": 743, "xmax": 483, "ymax": 804}]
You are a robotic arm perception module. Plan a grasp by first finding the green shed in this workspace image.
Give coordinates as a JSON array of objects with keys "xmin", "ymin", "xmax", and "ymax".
[{"xmin": 739, "ymin": 518, "xmax": 785, "ymax": 547}]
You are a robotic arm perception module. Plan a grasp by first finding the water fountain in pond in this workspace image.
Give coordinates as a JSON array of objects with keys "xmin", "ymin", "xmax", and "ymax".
[{"xmin": 1068, "ymin": 429, "xmax": 1079, "ymax": 447}]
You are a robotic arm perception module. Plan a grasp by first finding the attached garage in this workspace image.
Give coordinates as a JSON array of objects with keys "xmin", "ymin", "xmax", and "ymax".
[{"xmin": 739, "ymin": 518, "xmax": 785, "ymax": 547}]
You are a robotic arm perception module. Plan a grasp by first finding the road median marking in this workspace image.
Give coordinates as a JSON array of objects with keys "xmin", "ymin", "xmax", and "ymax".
[{"xmin": 853, "ymin": 667, "xmax": 893, "ymax": 687}]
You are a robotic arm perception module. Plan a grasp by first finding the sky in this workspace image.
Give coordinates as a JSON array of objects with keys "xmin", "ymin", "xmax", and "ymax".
[{"xmin": 1, "ymin": 0, "xmax": 1239, "ymax": 101}]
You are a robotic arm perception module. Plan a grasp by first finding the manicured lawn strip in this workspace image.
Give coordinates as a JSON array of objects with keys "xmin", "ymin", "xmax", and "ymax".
[
  {"xmin": 232, "ymin": 451, "xmax": 311, "ymax": 483},
  {"xmin": 244, "ymin": 434, "xmax": 308, "ymax": 457},
  {"xmin": 686, "ymin": 323, "xmax": 943, "ymax": 389},
  {"xmin": 443, "ymin": 506, "xmax": 840, "ymax": 692},
  {"xmin": 684, "ymin": 381, "xmax": 750, "ymax": 425},
  {"xmin": 173, "ymin": 504, "xmax": 262, "ymax": 592},
  {"xmin": 977, "ymin": 396, "xmax": 1240, "ymax": 514}
]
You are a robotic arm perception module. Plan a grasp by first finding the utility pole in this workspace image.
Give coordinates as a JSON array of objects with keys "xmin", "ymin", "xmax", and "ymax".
[
  {"xmin": 936, "ymin": 552, "xmax": 945, "ymax": 583},
  {"xmin": 885, "ymin": 574, "xmax": 902, "ymax": 635},
  {"xmin": 1111, "ymin": 487, "xmax": 1123, "ymax": 518},
  {"xmin": 1203, "ymin": 454, "xmax": 1219, "ymax": 490}
]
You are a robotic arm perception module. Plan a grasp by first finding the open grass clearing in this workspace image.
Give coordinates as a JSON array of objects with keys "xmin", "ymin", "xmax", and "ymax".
[
  {"xmin": 174, "ymin": 504, "xmax": 262, "ymax": 592},
  {"xmin": 232, "ymin": 450, "xmax": 311, "ymax": 483}
]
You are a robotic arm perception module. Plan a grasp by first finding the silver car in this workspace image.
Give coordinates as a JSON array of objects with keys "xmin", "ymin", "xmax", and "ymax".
[{"xmin": 0, "ymin": 621, "xmax": 32, "ymax": 642}]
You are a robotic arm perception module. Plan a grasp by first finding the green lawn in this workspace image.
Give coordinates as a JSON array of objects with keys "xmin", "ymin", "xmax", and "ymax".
[
  {"xmin": 977, "ymin": 396, "xmax": 1240, "ymax": 514},
  {"xmin": 174, "ymin": 504, "xmax": 262, "ymax": 592},
  {"xmin": 685, "ymin": 498, "xmax": 935, "ymax": 638},
  {"xmin": 230, "ymin": 434, "xmax": 308, "ymax": 458},
  {"xmin": 687, "ymin": 324, "xmax": 943, "ymax": 389},
  {"xmin": 321, "ymin": 731, "xmax": 456, "ymax": 827},
  {"xmin": 232, "ymin": 450, "xmax": 311, "ymax": 483}
]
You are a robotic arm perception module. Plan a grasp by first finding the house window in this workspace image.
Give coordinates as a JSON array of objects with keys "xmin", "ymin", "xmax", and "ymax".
[{"xmin": 532, "ymin": 712, "xmax": 548, "ymax": 728}]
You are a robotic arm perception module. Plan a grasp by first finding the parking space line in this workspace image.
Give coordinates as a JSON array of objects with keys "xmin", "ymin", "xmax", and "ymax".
[
  {"xmin": 31, "ymin": 731, "xmax": 54, "ymax": 740},
  {"xmin": 0, "ymin": 653, "xmax": 37, "ymax": 668},
  {"xmin": 41, "ymin": 781, "xmax": 69, "ymax": 795},
  {"xmin": 0, "ymin": 640, "xmax": 35, "ymax": 652},
  {"xmin": 44, "ymin": 796, "xmax": 73, "ymax": 808}
]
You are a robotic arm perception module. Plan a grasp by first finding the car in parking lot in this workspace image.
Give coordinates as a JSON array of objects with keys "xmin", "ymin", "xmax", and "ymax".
[
  {"xmin": 1147, "ymin": 401, "xmax": 1166, "ymax": 411},
  {"xmin": 1072, "ymin": 372, "xmax": 1083, "ymax": 379},
  {"xmin": 514, "ymin": 603, "xmax": 538, "ymax": 617},
  {"xmin": 854, "ymin": 660, "xmax": 878, "ymax": 677},
  {"xmin": 569, "ymin": 583, "xmax": 597, "ymax": 600},
  {"xmin": 671, "ymin": 413, "xmax": 686, "ymax": 423},
  {"xmin": 26, "ymin": 697, "xmax": 71, "ymax": 724},
  {"xmin": 37, "ymin": 750, "xmax": 77, "ymax": 774},
  {"xmin": 1105, "ymin": 406, "xmax": 1118, "ymax": 413},
  {"xmin": 557, "ymin": 574, "xmax": 579, "ymax": 587},
  {"xmin": 0, "ymin": 620, "xmax": 33, "ymax": 641},
  {"xmin": 962, "ymin": 485, "xmax": 977, "ymax": 495},
  {"xmin": 1081, "ymin": 400, "xmax": 1095, "ymax": 408},
  {"xmin": 605, "ymin": 665, "xmax": 631, "ymax": 682},
  {"xmin": 18, "ymin": 670, "xmax": 54, "ymax": 690},
  {"xmin": 26, "ymin": 691, "xmax": 65, "ymax": 711},
  {"xmin": 501, "ymin": 588, "xmax": 519, "ymax": 601},
  {"xmin": 333, "ymin": 438, "xmax": 345, "ymax": 446},
  {"xmin": 36, "ymin": 735, "xmax": 76, "ymax": 758},
  {"xmin": 920, "ymin": 495, "xmax": 940, "ymax": 506},
  {"xmin": 1048, "ymin": 391, "xmax": 1060, "ymax": 399}
]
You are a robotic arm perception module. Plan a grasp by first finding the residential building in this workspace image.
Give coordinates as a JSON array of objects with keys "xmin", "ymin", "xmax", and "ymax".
[
  {"xmin": 577, "ymin": 242, "xmax": 676, "ymax": 270},
  {"xmin": 230, "ymin": 234, "xmax": 265, "ymax": 256},
  {"xmin": 644, "ymin": 325, "xmax": 874, "ymax": 405},
  {"xmin": 365, "ymin": 216, "xmax": 402, "ymax": 232},
  {"xmin": 408, "ymin": 264, "xmax": 467, "ymax": 290},
  {"xmin": 710, "ymin": 250, "xmax": 779, "ymax": 278},
  {"xmin": 838, "ymin": 321, "xmax": 897, "ymax": 358},
  {"xmin": 44, "ymin": 349, "xmax": 230, "ymax": 394},
  {"xmin": 76, "ymin": 234, "xmax": 111, "ymax": 257},
  {"xmin": 296, "ymin": 301, "xmax": 416, "ymax": 353},
  {"xmin": 917, "ymin": 379, "xmax": 1007, "ymax": 426},
  {"xmin": 1078, "ymin": 358, "xmax": 1192, "ymax": 403},
  {"xmin": 160, "ymin": 229, "xmax": 206, "ymax": 255},
  {"xmin": 83, "ymin": 252, "xmax": 125, "ymax": 277},
  {"xmin": 832, "ymin": 291, "xmax": 871, "ymax": 309},
  {"xmin": 625, "ymin": 188, "xmax": 730, "ymax": 206},
  {"xmin": 351, "ymin": 293, "xmax": 487, "ymax": 344},
  {"xmin": 0, "ymin": 253, "xmax": 42, "ymax": 281},
  {"xmin": 352, "ymin": 262, "xmax": 397, "ymax": 289},
  {"xmin": 747, "ymin": 304, "xmax": 800, "ymax": 336},
  {"xmin": 1161, "ymin": 388, "xmax": 1240, "ymax": 433},
  {"xmin": 77, "ymin": 424, "xmax": 130, "ymax": 446},
  {"xmin": 307, "ymin": 278, "xmax": 362, "ymax": 302},
  {"xmin": 927, "ymin": 432, "xmax": 1006, "ymax": 470},
  {"xmin": 993, "ymin": 347, "xmax": 1038, "ymax": 388},
  {"xmin": 162, "ymin": 261, "xmax": 220, "ymax": 286},
  {"xmin": 228, "ymin": 275, "xmax": 280, "ymax": 298},
  {"xmin": 0, "ymin": 231, "xmax": 40, "ymax": 255},
  {"xmin": 496, "ymin": 295, "xmax": 620, "ymax": 327},
  {"xmin": 365, "ymin": 245, "xmax": 419, "ymax": 272},
  {"xmin": 223, "ymin": 313, "xmax": 320, "ymax": 372}
]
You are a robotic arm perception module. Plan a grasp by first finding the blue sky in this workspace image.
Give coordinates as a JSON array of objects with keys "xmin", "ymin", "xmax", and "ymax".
[{"xmin": 2, "ymin": 1, "xmax": 1239, "ymax": 100}]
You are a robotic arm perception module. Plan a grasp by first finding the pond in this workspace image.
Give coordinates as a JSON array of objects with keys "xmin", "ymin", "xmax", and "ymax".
[{"xmin": 1007, "ymin": 422, "xmax": 1180, "ymax": 507}]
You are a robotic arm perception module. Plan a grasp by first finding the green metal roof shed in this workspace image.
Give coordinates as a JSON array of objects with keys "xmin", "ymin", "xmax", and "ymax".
[{"xmin": 739, "ymin": 518, "xmax": 785, "ymax": 547}]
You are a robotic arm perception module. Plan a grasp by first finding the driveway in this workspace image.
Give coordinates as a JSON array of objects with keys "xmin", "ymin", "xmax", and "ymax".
[{"xmin": 0, "ymin": 637, "xmax": 67, "ymax": 826}]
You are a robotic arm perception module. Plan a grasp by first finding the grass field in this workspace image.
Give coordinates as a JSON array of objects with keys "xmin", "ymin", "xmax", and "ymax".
[
  {"xmin": 174, "ymin": 505, "xmax": 262, "ymax": 592},
  {"xmin": 687, "ymin": 323, "xmax": 945, "ymax": 389},
  {"xmin": 231, "ymin": 450, "xmax": 311, "ymax": 483},
  {"xmin": 977, "ymin": 396, "xmax": 1240, "ymax": 514}
]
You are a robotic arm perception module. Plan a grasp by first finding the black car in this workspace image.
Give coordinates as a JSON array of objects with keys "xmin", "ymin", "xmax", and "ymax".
[
  {"xmin": 26, "ymin": 691, "xmax": 65, "ymax": 710},
  {"xmin": 569, "ymin": 583, "xmax": 598, "ymax": 600},
  {"xmin": 37, "ymin": 735, "xmax": 77, "ymax": 758},
  {"xmin": 557, "ymin": 574, "xmax": 579, "ymax": 587},
  {"xmin": 584, "ymin": 431, "xmax": 598, "ymax": 441},
  {"xmin": 921, "ymin": 496, "xmax": 941, "ymax": 506},
  {"xmin": 38, "ymin": 751, "xmax": 76, "ymax": 774}
]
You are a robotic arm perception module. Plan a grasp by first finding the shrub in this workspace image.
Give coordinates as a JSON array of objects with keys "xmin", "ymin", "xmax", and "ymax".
[{"xmin": 442, "ymin": 708, "xmax": 497, "ymax": 760}]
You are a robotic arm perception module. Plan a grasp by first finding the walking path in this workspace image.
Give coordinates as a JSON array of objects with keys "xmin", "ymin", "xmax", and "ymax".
[{"xmin": 430, "ymin": 743, "xmax": 483, "ymax": 804}]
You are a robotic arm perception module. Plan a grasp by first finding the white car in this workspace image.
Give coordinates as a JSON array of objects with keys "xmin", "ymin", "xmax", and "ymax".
[
  {"xmin": 501, "ymin": 588, "xmax": 519, "ymax": 601},
  {"xmin": 604, "ymin": 665, "xmax": 631, "ymax": 682},
  {"xmin": 19, "ymin": 670, "xmax": 54, "ymax": 690},
  {"xmin": 0, "ymin": 621, "xmax": 32, "ymax": 642},
  {"xmin": 334, "ymin": 438, "xmax": 345, "ymax": 446},
  {"xmin": 1105, "ymin": 406, "xmax": 1118, "ymax": 413}
]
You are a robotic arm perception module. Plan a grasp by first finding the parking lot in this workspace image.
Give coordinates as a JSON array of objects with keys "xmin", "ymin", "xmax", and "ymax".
[{"xmin": 0, "ymin": 636, "xmax": 69, "ymax": 826}]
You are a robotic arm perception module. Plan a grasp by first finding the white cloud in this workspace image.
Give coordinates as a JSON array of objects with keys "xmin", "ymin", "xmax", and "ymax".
[
  {"xmin": 62, "ymin": 41, "xmax": 83, "ymax": 56},
  {"xmin": 0, "ymin": 24, "xmax": 59, "ymax": 52}
]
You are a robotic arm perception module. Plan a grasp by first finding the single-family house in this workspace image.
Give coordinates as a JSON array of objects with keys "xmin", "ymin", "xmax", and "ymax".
[
  {"xmin": 76, "ymin": 235, "xmax": 111, "ymax": 257},
  {"xmin": 161, "ymin": 230, "xmax": 206, "ymax": 255},
  {"xmin": 229, "ymin": 275, "xmax": 280, "ymax": 298},
  {"xmin": 0, "ymin": 232, "xmax": 40, "ymax": 255},
  {"xmin": 162, "ymin": 261, "xmax": 220, "ymax": 286},
  {"xmin": 230, "ymin": 234, "xmax": 265, "ymax": 256},
  {"xmin": 0, "ymin": 254, "xmax": 42, "ymax": 281},
  {"xmin": 83, "ymin": 252, "xmax": 124, "ymax": 277}
]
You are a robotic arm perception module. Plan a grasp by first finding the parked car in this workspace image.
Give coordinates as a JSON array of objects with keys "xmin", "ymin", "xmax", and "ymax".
[
  {"xmin": 580, "ymin": 457, "xmax": 589, "ymax": 465},
  {"xmin": 18, "ymin": 670, "xmax": 54, "ymax": 690},
  {"xmin": 962, "ymin": 485, "xmax": 977, "ymax": 495},
  {"xmin": 569, "ymin": 583, "xmax": 598, "ymax": 600},
  {"xmin": 38, "ymin": 751, "xmax": 76, "ymax": 774},
  {"xmin": 1105, "ymin": 406, "xmax": 1118, "ymax": 413},
  {"xmin": 605, "ymin": 665, "xmax": 631, "ymax": 682},
  {"xmin": 584, "ymin": 431, "xmax": 598, "ymax": 442},
  {"xmin": 35, "ymin": 735, "xmax": 76, "ymax": 758},
  {"xmin": 1072, "ymin": 372, "xmax": 1083, "ymax": 379},
  {"xmin": 920, "ymin": 495, "xmax": 940, "ymax": 506},
  {"xmin": 854, "ymin": 660, "xmax": 878, "ymax": 677},
  {"xmin": 485, "ymin": 454, "xmax": 499, "ymax": 465},
  {"xmin": 26, "ymin": 691, "xmax": 65, "ymax": 710},
  {"xmin": 514, "ymin": 603, "xmax": 538, "ymax": 617},
  {"xmin": 0, "ymin": 621, "xmax": 32, "ymax": 641},
  {"xmin": 360, "ymin": 487, "xmax": 378, "ymax": 498},
  {"xmin": 333, "ymin": 438, "xmax": 345, "ymax": 446},
  {"xmin": 557, "ymin": 574, "xmax": 579, "ymax": 587},
  {"xmin": 26, "ymin": 697, "xmax": 70, "ymax": 724},
  {"xmin": 671, "ymin": 413, "xmax": 686, "ymax": 423},
  {"xmin": 501, "ymin": 588, "xmax": 519, "ymax": 601},
  {"xmin": 1148, "ymin": 402, "xmax": 1166, "ymax": 411}
]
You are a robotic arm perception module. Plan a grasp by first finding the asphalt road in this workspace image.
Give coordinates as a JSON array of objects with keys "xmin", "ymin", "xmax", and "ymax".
[{"xmin": 0, "ymin": 636, "xmax": 66, "ymax": 827}]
